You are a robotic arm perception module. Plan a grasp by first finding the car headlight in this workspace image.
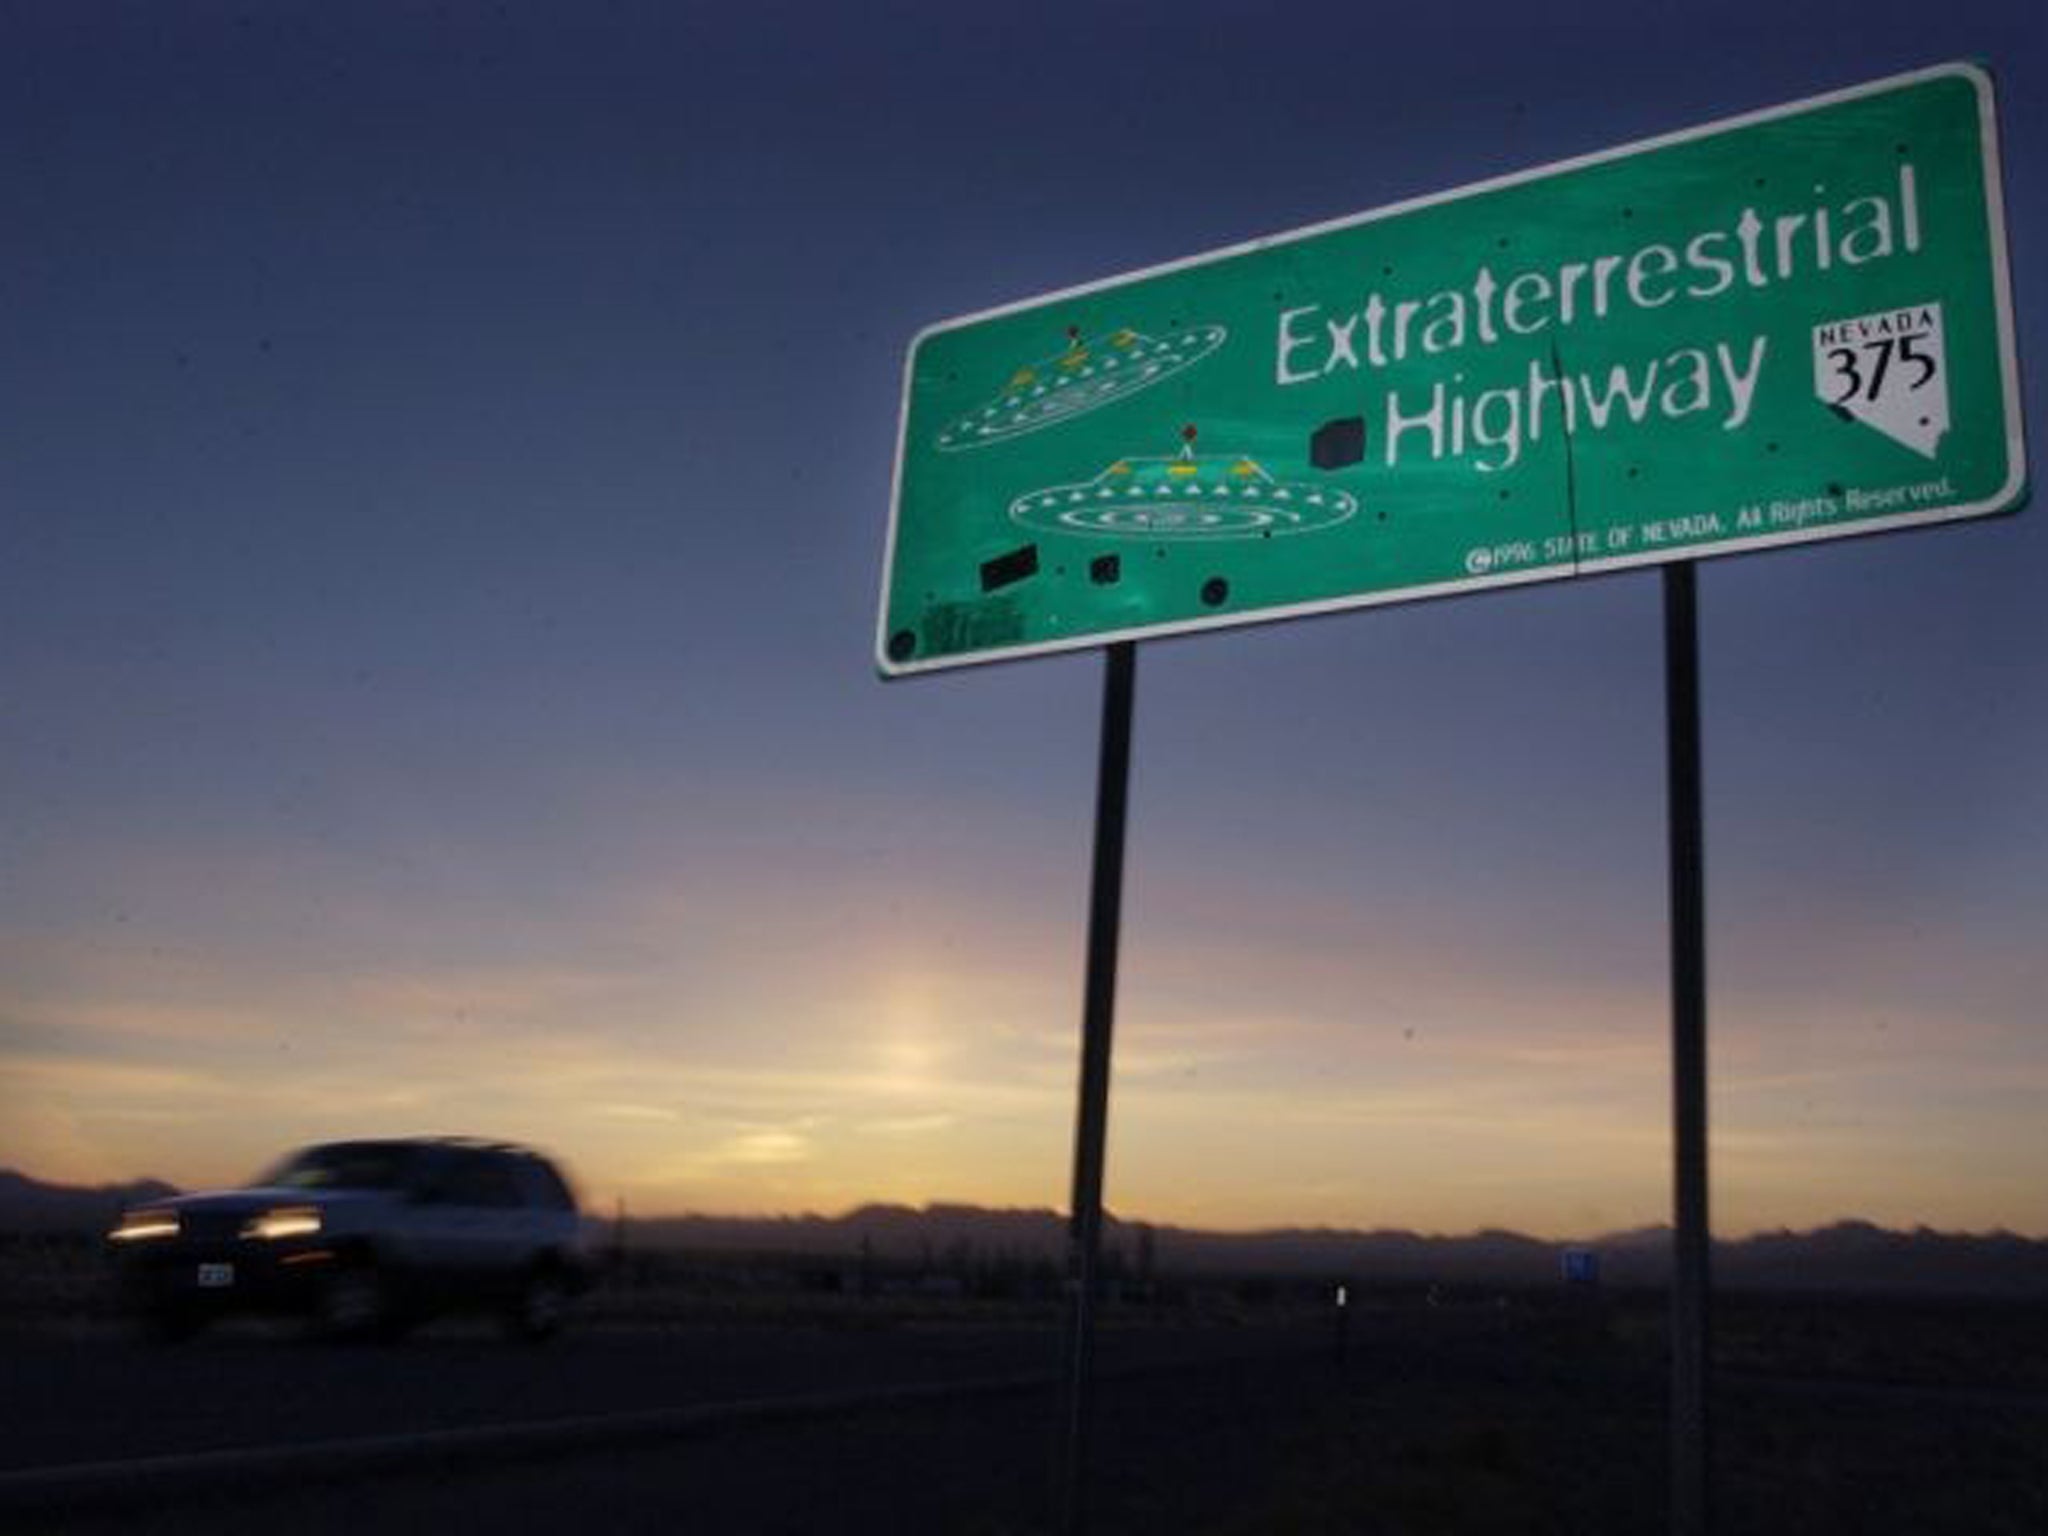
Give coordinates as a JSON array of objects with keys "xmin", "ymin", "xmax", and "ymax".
[
  {"xmin": 110, "ymin": 1209, "xmax": 181, "ymax": 1243},
  {"xmin": 240, "ymin": 1206, "xmax": 323, "ymax": 1241}
]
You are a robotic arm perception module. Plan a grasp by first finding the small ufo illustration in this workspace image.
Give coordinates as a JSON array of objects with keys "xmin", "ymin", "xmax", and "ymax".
[
  {"xmin": 935, "ymin": 322, "xmax": 1228, "ymax": 451},
  {"xmin": 1009, "ymin": 425, "xmax": 1359, "ymax": 540}
]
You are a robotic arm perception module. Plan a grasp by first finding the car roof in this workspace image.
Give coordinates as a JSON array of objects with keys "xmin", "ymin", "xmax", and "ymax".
[{"xmin": 299, "ymin": 1136, "xmax": 555, "ymax": 1163}]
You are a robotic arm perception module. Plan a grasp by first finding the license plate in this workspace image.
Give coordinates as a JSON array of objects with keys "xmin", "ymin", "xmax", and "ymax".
[{"xmin": 197, "ymin": 1263, "xmax": 234, "ymax": 1289}]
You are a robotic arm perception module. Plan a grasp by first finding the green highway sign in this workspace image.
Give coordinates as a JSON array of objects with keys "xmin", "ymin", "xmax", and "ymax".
[{"xmin": 879, "ymin": 63, "xmax": 2024, "ymax": 675}]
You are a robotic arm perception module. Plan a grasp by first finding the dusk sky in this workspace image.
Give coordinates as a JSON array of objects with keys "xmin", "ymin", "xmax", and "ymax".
[{"xmin": 3, "ymin": 1, "xmax": 2043, "ymax": 1240}]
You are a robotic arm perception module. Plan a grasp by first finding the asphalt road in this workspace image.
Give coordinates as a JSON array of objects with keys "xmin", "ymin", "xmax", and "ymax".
[
  {"xmin": 3, "ymin": 1311, "xmax": 1383, "ymax": 1536},
  {"xmin": 0, "ymin": 1310, "xmax": 1343, "ymax": 1531},
  {"xmin": 6, "ymin": 1320, "xmax": 1006, "ymax": 1472},
  {"xmin": 8, "ymin": 1302, "xmax": 2040, "ymax": 1535}
]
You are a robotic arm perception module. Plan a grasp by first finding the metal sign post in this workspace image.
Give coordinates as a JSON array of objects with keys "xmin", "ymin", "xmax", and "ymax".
[
  {"xmin": 1665, "ymin": 563, "xmax": 1712, "ymax": 1535},
  {"xmin": 1058, "ymin": 640, "xmax": 1137, "ymax": 1536}
]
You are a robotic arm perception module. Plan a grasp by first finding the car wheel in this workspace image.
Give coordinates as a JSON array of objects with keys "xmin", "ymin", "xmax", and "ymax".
[
  {"xmin": 506, "ymin": 1265, "xmax": 569, "ymax": 1343},
  {"xmin": 316, "ymin": 1258, "xmax": 392, "ymax": 1342}
]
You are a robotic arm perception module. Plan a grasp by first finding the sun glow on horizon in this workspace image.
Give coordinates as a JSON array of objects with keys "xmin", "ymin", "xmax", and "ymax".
[
  {"xmin": 4, "ymin": 790, "xmax": 2044, "ymax": 1240},
  {"xmin": 9, "ymin": 959, "xmax": 2044, "ymax": 1240}
]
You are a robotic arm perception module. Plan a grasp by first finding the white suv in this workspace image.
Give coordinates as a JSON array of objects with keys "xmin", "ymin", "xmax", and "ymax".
[{"xmin": 108, "ymin": 1137, "xmax": 598, "ymax": 1342}]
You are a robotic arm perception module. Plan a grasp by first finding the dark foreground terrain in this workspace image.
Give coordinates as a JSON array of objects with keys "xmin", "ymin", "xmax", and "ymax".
[{"xmin": 2, "ymin": 1280, "xmax": 2042, "ymax": 1535}]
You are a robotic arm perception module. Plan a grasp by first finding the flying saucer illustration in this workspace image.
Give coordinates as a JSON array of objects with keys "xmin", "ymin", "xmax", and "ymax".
[
  {"xmin": 1008, "ymin": 427, "xmax": 1358, "ymax": 540},
  {"xmin": 935, "ymin": 322, "xmax": 1228, "ymax": 451}
]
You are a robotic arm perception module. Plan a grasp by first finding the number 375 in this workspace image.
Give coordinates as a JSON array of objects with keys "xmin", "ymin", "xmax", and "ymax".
[{"xmin": 1824, "ymin": 334, "xmax": 1937, "ymax": 404}]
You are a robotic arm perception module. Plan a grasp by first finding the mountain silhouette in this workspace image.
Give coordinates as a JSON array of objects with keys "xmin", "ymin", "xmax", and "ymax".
[
  {"xmin": 617, "ymin": 1202, "xmax": 2048, "ymax": 1295},
  {"xmin": 0, "ymin": 1169, "xmax": 180, "ymax": 1234},
  {"xmin": 7, "ymin": 1172, "xmax": 2042, "ymax": 1294}
]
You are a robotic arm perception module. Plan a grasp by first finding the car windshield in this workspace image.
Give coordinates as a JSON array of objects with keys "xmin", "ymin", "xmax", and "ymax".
[{"xmin": 256, "ymin": 1143, "xmax": 416, "ymax": 1192}]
